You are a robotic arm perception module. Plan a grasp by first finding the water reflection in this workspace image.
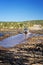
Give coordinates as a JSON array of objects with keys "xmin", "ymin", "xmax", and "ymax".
[
  {"xmin": 0, "ymin": 32, "xmax": 43, "ymax": 48},
  {"xmin": 0, "ymin": 33, "xmax": 4, "ymax": 37}
]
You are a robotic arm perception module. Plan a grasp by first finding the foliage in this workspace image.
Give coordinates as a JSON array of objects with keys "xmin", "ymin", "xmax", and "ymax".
[{"xmin": 0, "ymin": 20, "xmax": 43, "ymax": 30}]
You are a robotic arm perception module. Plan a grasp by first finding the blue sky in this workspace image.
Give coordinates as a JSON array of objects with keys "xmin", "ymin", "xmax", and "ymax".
[{"xmin": 0, "ymin": 0, "xmax": 43, "ymax": 21}]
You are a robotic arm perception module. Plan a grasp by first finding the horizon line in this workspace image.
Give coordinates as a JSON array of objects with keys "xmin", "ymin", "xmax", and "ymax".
[{"xmin": 0, "ymin": 19, "xmax": 43, "ymax": 22}]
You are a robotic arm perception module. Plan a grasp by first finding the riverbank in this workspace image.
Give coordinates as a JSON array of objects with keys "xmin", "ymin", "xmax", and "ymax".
[
  {"xmin": 30, "ymin": 30, "xmax": 43, "ymax": 34},
  {"xmin": 0, "ymin": 29, "xmax": 23, "ymax": 41},
  {"xmin": 0, "ymin": 35, "xmax": 43, "ymax": 65},
  {"xmin": 0, "ymin": 30, "xmax": 43, "ymax": 41},
  {"xmin": 9, "ymin": 35, "xmax": 43, "ymax": 49}
]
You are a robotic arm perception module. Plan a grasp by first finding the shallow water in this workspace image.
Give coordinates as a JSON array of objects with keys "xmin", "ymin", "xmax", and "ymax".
[
  {"xmin": 0, "ymin": 33, "xmax": 4, "ymax": 37},
  {"xmin": 0, "ymin": 32, "xmax": 43, "ymax": 48}
]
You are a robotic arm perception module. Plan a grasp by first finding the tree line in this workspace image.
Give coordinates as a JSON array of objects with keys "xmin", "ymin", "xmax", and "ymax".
[{"xmin": 0, "ymin": 20, "xmax": 43, "ymax": 29}]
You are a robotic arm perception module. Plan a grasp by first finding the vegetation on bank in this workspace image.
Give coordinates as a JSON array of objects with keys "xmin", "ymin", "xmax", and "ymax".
[{"xmin": 0, "ymin": 20, "xmax": 43, "ymax": 30}]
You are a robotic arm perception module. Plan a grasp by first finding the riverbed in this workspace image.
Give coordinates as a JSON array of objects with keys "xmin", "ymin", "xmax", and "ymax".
[{"xmin": 0, "ymin": 32, "xmax": 43, "ymax": 48}]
